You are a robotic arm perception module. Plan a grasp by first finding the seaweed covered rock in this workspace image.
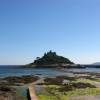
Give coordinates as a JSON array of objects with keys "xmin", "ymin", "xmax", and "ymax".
[
  {"xmin": 59, "ymin": 82, "xmax": 96, "ymax": 92},
  {"xmin": 0, "ymin": 85, "xmax": 15, "ymax": 92},
  {"xmin": 43, "ymin": 76, "xmax": 76, "ymax": 85},
  {"xmin": 44, "ymin": 77, "xmax": 63, "ymax": 85},
  {"xmin": 3, "ymin": 75, "xmax": 39, "ymax": 84}
]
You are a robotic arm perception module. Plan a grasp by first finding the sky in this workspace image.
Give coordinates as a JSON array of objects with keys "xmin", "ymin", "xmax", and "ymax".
[{"xmin": 0, "ymin": 0, "xmax": 100, "ymax": 65}]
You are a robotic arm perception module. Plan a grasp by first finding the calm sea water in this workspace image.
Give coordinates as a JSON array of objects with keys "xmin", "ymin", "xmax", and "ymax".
[
  {"xmin": 64, "ymin": 67, "xmax": 100, "ymax": 73},
  {"xmin": 0, "ymin": 65, "xmax": 100, "ymax": 77},
  {"xmin": 0, "ymin": 65, "xmax": 71, "ymax": 77}
]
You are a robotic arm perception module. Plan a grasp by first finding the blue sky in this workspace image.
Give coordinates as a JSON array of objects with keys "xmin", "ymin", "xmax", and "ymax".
[{"xmin": 0, "ymin": 0, "xmax": 100, "ymax": 65}]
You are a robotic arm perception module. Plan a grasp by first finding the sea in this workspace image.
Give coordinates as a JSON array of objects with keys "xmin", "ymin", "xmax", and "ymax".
[
  {"xmin": 0, "ymin": 65, "xmax": 70, "ymax": 77},
  {"xmin": 0, "ymin": 65, "xmax": 100, "ymax": 77}
]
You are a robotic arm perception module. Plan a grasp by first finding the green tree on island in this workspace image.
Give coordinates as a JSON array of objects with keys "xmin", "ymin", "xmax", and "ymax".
[{"xmin": 29, "ymin": 50, "xmax": 74, "ymax": 67}]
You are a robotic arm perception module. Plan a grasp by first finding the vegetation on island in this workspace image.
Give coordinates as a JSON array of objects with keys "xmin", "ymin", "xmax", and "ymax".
[{"xmin": 28, "ymin": 50, "xmax": 74, "ymax": 67}]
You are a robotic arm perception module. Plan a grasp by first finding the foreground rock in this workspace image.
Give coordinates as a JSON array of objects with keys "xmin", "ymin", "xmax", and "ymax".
[
  {"xmin": 59, "ymin": 82, "xmax": 96, "ymax": 92},
  {"xmin": 0, "ymin": 75, "xmax": 39, "ymax": 86},
  {"xmin": 40, "ymin": 76, "xmax": 76, "ymax": 85},
  {"xmin": 0, "ymin": 85, "xmax": 20, "ymax": 100},
  {"xmin": 0, "ymin": 75, "xmax": 40, "ymax": 100}
]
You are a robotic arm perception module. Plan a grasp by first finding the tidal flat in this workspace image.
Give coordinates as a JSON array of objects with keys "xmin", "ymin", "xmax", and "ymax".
[
  {"xmin": 36, "ymin": 72, "xmax": 100, "ymax": 100},
  {"xmin": 0, "ymin": 69, "xmax": 100, "ymax": 100}
]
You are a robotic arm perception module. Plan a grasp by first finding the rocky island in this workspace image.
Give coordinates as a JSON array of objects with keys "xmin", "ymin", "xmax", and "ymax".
[{"xmin": 27, "ymin": 50, "xmax": 82, "ymax": 68}]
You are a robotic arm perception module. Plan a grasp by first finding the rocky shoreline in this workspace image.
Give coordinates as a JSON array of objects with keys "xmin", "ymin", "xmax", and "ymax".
[
  {"xmin": 0, "ymin": 75, "xmax": 39, "ymax": 100},
  {"xmin": 0, "ymin": 71, "xmax": 100, "ymax": 100}
]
